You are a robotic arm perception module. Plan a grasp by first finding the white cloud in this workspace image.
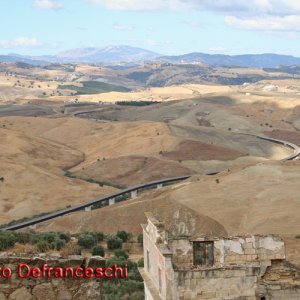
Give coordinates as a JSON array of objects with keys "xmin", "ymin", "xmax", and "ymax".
[
  {"xmin": 85, "ymin": 0, "xmax": 166, "ymax": 11},
  {"xmin": 113, "ymin": 23, "xmax": 134, "ymax": 31},
  {"xmin": 84, "ymin": 0, "xmax": 300, "ymax": 15},
  {"xmin": 225, "ymin": 15, "xmax": 300, "ymax": 31},
  {"xmin": 86, "ymin": 0, "xmax": 245, "ymax": 12},
  {"xmin": 0, "ymin": 37, "xmax": 40, "ymax": 49},
  {"xmin": 33, "ymin": 0, "xmax": 63, "ymax": 10},
  {"xmin": 85, "ymin": 0, "xmax": 300, "ymax": 35}
]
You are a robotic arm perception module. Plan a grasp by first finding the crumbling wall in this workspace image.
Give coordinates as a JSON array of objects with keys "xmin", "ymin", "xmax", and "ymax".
[
  {"xmin": 168, "ymin": 238, "xmax": 193, "ymax": 268},
  {"xmin": 214, "ymin": 235, "xmax": 285, "ymax": 267},
  {"xmin": 0, "ymin": 254, "xmax": 104, "ymax": 300},
  {"xmin": 168, "ymin": 235, "xmax": 285, "ymax": 269},
  {"xmin": 256, "ymin": 260, "xmax": 300, "ymax": 300}
]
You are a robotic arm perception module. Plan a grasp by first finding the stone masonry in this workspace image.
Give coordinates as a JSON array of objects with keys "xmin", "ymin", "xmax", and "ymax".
[{"xmin": 0, "ymin": 254, "xmax": 105, "ymax": 300}]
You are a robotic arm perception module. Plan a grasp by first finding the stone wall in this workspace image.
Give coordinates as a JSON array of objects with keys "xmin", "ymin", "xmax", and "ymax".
[
  {"xmin": 0, "ymin": 254, "xmax": 105, "ymax": 300},
  {"xmin": 256, "ymin": 260, "xmax": 300, "ymax": 300},
  {"xmin": 176, "ymin": 266, "xmax": 261, "ymax": 299},
  {"xmin": 168, "ymin": 235, "xmax": 285, "ymax": 269}
]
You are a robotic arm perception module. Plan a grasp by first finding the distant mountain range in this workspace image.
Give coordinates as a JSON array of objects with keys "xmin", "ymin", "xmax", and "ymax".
[
  {"xmin": 159, "ymin": 53, "xmax": 300, "ymax": 68},
  {"xmin": 1, "ymin": 45, "xmax": 300, "ymax": 68},
  {"xmin": 3, "ymin": 46, "xmax": 160, "ymax": 65},
  {"xmin": 0, "ymin": 54, "xmax": 47, "ymax": 65}
]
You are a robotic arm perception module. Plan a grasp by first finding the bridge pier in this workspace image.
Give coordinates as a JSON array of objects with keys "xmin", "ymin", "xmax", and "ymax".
[
  {"xmin": 157, "ymin": 183, "xmax": 163, "ymax": 189},
  {"xmin": 131, "ymin": 190, "xmax": 138, "ymax": 199},
  {"xmin": 85, "ymin": 206, "xmax": 92, "ymax": 212},
  {"xmin": 29, "ymin": 224, "xmax": 37, "ymax": 230},
  {"xmin": 109, "ymin": 198, "xmax": 115, "ymax": 205}
]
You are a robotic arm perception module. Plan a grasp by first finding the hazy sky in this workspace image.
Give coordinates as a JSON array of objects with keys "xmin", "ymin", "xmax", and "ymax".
[{"xmin": 1, "ymin": 0, "xmax": 300, "ymax": 56}]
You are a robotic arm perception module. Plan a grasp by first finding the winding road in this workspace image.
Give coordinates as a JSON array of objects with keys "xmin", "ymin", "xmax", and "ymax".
[{"xmin": 2, "ymin": 135, "xmax": 300, "ymax": 231}]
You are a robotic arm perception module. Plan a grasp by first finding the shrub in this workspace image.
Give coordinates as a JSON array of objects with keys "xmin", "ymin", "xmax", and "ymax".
[
  {"xmin": 86, "ymin": 231, "xmax": 104, "ymax": 242},
  {"xmin": 15, "ymin": 232, "xmax": 32, "ymax": 244},
  {"xmin": 64, "ymin": 171, "xmax": 76, "ymax": 179},
  {"xmin": 78, "ymin": 233, "xmax": 97, "ymax": 249},
  {"xmin": 44, "ymin": 232, "xmax": 57, "ymax": 244},
  {"xmin": 60, "ymin": 242, "xmax": 81, "ymax": 256},
  {"xmin": 31, "ymin": 232, "xmax": 57, "ymax": 245},
  {"xmin": 107, "ymin": 236, "xmax": 123, "ymax": 250},
  {"xmin": 116, "ymin": 231, "xmax": 130, "ymax": 242},
  {"xmin": 137, "ymin": 258, "xmax": 144, "ymax": 268},
  {"xmin": 137, "ymin": 234, "xmax": 143, "ymax": 246},
  {"xmin": 0, "ymin": 232, "xmax": 17, "ymax": 250},
  {"xmin": 114, "ymin": 249, "xmax": 129, "ymax": 260},
  {"xmin": 54, "ymin": 239, "xmax": 66, "ymax": 250},
  {"xmin": 58, "ymin": 232, "xmax": 71, "ymax": 243},
  {"xmin": 36, "ymin": 240, "xmax": 50, "ymax": 252},
  {"xmin": 92, "ymin": 245, "xmax": 105, "ymax": 257},
  {"xmin": 102, "ymin": 257, "xmax": 144, "ymax": 298}
]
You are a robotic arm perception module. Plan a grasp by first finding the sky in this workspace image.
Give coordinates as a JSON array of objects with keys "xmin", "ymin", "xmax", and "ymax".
[{"xmin": 1, "ymin": 0, "xmax": 300, "ymax": 56}]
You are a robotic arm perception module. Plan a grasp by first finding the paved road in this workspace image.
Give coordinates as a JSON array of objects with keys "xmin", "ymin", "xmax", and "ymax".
[
  {"xmin": 255, "ymin": 135, "xmax": 300, "ymax": 161},
  {"xmin": 2, "ymin": 135, "xmax": 299, "ymax": 231}
]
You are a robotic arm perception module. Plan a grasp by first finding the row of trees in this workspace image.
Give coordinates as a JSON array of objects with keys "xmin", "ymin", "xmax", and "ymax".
[
  {"xmin": 0, "ymin": 230, "xmax": 138, "ymax": 255},
  {"xmin": 0, "ymin": 231, "xmax": 71, "ymax": 252}
]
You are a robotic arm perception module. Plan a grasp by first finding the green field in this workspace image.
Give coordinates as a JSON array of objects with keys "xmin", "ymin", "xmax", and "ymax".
[
  {"xmin": 58, "ymin": 81, "xmax": 130, "ymax": 95},
  {"xmin": 116, "ymin": 100, "xmax": 161, "ymax": 106}
]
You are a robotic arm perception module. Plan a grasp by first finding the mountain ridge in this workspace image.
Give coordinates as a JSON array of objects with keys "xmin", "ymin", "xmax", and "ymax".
[
  {"xmin": 159, "ymin": 52, "xmax": 300, "ymax": 68},
  {"xmin": 1, "ymin": 45, "xmax": 300, "ymax": 67}
]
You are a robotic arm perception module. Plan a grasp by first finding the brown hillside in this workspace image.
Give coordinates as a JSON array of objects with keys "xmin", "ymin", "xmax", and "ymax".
[
  {"xmin": 73, "ymin": 155, "xmax": 193, "ymax": 187},
  {"xmin": 162, "ymin": 140, "xmax": 245, "ymax": 161}
]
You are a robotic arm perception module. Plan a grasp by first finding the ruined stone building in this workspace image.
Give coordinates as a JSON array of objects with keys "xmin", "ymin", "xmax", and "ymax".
[{"xmin": 139, "ymin": 212, "xmax": 300, "ymax": 300}]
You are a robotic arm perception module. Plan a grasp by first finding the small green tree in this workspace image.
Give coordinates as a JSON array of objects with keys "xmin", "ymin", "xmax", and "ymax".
[
  {"xmin": 36, "ymin": 240, "xmax": 50, "ymax": 252},
  {"xmin": 0, "ymin": 232, "xmax": 17, "ymax": 250},
  {"xmin": 116, "ymin": 230, "xmax": 130, "ymax": 242},
  {"xmin": 114, "ymin": 249, "xmax": 129, "ymax": 260},
  {"xmin": 107, "ymin": 236, "xmax": 123, "ymax": 250},
  {"xmin": 58, "ymin": 232, "xmax": 71, "ymax": 243},
  {"xmin": 54, "ymin": 238, "xmax": 66, "ymax": 250},
  {"xmin": 92, "ymin": 245, "xmax": 105, "ymax": 257},
  {"xmin": 78, "ymin": 233, "xmax": 97, "ymax": 249},
  {"xmin": 87, "ymin": 231, "xmax": 104, "ymax": 242}
]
